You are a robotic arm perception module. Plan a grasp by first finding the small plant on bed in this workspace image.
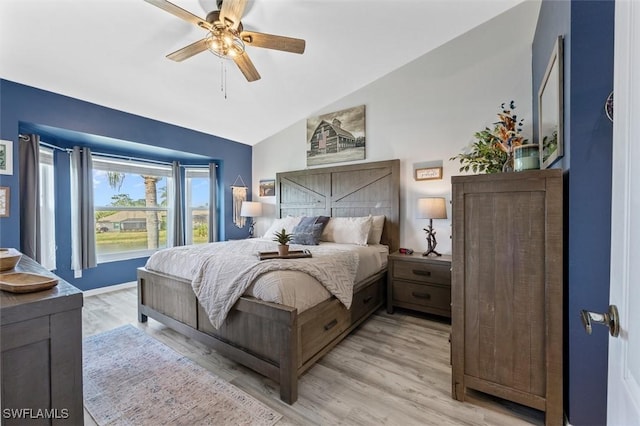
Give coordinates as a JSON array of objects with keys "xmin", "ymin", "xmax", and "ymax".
[{"xmin": 272, "ymin": 228, "xmax": 293, "ymax": 256}]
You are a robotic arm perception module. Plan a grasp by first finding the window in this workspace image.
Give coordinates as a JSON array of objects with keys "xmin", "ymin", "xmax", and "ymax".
[
  {"xmin": 92, "ymin": 156, "xmax": 174, "ymax": 262},
  {"xmin": 39, "ymin": 147, "xmax": 56, "ymax": 270},
  {"xmin": 185, "ymin": 167, "xmax": 212, "ymax": 245}
]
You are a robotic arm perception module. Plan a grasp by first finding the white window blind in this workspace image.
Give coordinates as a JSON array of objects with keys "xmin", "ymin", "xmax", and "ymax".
[{"xmin": 39, "ymin": 147, "xmax": 56, "ymax": 270}]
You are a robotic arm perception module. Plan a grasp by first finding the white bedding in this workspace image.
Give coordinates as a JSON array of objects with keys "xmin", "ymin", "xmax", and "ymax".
[{"xmin": 144, "ymin": 238, "xmax": 388, "ymax": 316}]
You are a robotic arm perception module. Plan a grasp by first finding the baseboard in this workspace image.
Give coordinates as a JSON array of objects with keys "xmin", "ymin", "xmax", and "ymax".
[{"xmin": 83, "ymin": 281, "xmax": 137, "ymax": 297}]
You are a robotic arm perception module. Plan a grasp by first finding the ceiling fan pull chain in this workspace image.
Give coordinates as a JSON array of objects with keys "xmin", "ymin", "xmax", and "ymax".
[
  {"xmin": 219, "ymin": 57, "xmax": 227, "ymax": 99},
  {"xmin": 220, "ymin": 57, "xmax": 224, "ymax": 93}
]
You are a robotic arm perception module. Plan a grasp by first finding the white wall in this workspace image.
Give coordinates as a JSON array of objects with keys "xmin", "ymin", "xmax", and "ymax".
[{"xmin": 252, "ymin": 2, "xmax": 539, "ymax": 255}]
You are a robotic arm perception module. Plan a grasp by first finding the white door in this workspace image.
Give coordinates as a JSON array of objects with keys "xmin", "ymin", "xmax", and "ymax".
[{"xmin": 607, "ymin": 1, "xmax": 640, "ymax": 424}]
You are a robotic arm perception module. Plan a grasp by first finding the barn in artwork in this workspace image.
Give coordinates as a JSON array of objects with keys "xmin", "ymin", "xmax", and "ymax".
[
  {"xmin": 306, "ymin": 105, "xmax": 365, "ymax": 166},
  {"xmin": 309, "ymin": 118, "xmax": 356, "ymax": 154}
]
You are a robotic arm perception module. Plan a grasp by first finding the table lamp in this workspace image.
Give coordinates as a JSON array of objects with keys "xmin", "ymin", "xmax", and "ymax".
[
  {"xmin": 417, "ymin": 197, "xmax": 447, "ymax": 256},
  {"xmin": 240, "ymin": 201, "xmax": 262, "ymax": 238}
]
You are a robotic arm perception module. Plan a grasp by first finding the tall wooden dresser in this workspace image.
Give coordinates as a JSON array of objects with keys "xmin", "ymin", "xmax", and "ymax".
[
  {"xmin": 451, "ymin": 170, "xmax": 563, "ymax": 426},
  {"xmin": 0, "ymin": 256, "xmax": 84, "ymax": 425}
]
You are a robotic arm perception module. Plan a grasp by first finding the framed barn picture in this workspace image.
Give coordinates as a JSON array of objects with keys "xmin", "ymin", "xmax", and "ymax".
[{"xmin": 306, "ymin": 105, "xmax": 365, "ymax": 166}]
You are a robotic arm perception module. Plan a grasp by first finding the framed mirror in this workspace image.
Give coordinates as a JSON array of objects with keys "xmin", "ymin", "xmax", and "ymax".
[{"xmin": 538, "ymin": 35, "xmax": 564, "ymax": 169}]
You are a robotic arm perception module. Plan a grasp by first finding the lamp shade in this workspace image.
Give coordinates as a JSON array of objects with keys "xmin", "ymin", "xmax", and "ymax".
[
  {"xmin": 240, "ymin": 201, "xmax": 262, "ymax": 218},
  {"xmin": 417, "ymin": 197, "xmax": 447, "ymax": 219}
]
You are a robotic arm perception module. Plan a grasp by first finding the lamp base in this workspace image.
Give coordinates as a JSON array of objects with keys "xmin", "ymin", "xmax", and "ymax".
[
  {"xmin": 422, "ymin": 248, "xmax": 442, "ymax": 257},
  {"xmin": 422, "ymin": 220, "xmax": 441, "ymax": 257}
]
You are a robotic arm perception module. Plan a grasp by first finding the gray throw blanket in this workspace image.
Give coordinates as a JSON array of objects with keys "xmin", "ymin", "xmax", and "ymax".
[{"xmin": 191, "ymin": 240, "xmax": 359, "ymax": 329}]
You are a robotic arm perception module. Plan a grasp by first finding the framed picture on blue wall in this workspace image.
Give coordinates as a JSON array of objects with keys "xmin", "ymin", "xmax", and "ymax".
[
  {"xmin": 0, "ymin": 187, "xmax": 9, "ymax": 217},
  {"xmin": 0, "ymin": 140, "xmax": 13, "ymax": 175}
]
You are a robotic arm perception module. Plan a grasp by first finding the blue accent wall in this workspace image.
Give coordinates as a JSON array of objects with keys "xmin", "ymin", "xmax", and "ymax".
[
  {"xmin": 0, "ymin": 79, "xmax": 253, "ymax": 290},
  {"xmin": 533, "ymin": 1, "xmax": 614, "ymax": 424}
]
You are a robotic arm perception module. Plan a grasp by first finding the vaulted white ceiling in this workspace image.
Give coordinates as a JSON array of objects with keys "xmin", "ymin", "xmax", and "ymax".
[{"xmin": 0, "ymin": 0, "xmax": 529, "ymax": 146}]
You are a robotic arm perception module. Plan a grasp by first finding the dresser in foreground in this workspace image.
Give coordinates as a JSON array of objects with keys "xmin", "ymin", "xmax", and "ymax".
[
  {"xmin": 451, "ymin": 170, "xmax": 563, "ymax": 426},
  {"xmin": 1, "ymin": 256, "xmax": 84, "ymax": 425}
]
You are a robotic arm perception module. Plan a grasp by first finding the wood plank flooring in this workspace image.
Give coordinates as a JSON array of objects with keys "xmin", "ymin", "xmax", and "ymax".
[{"xmin": 82, "ymin": 287, "xmax": 544, "ymax": 425}]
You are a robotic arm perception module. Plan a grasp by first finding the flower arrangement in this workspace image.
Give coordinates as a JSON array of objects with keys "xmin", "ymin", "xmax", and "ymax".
[
  {"xmin": 493, "ymin": 101, "xmax": 526, "ymax": 153},
  {"xmin": 451, "ymin": 101, "xmax": 528, "ymax": 174}
]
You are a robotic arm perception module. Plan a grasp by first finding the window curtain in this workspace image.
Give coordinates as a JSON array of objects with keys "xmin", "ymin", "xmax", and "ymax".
[
  {"xmin": 19, "ymin": 134, "xmax": 41, "ymax": 261},
  {"xmin": 172, "ymin": 161, "xmax": 184, "ymax": 246},
  {"xmin": 70, "ymin": 146, "xmax": 97, "ymax": 272},
  {"xmin": 209, "ymin": 163, "xmax": 218, "ymax": 242}
]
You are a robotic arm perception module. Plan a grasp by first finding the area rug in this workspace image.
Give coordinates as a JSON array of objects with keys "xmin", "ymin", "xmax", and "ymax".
[{"xmin": 83, "ymin": 325, "xmax": 282, "ymax": 426}]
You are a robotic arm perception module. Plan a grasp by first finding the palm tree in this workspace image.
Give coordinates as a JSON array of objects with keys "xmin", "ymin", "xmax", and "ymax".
[{"xmin": 143, "ymin": 175, "xmax": 160, "ymax": 249}]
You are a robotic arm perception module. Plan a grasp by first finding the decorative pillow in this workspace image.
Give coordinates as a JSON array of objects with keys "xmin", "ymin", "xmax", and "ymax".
[
  {"xmin": 367, "ymin": 215, "xmax": 386, "ymax": 245},
  {"xmin": 321, "ymin": 216, "xmax": 372, "ymax": 246},
  {"xmin": 291, "ymin": 216, "xmax": 330, "ymax": 245},
  {"xmin": 262, "ymin": 216, "xmax": 301, "ymax": 240}
]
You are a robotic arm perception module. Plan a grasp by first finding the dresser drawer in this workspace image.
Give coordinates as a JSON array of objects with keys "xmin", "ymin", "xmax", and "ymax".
[
  {"xmin": 392, "ymin": 281, "xmax": 451, "ymax": 313},
  {"xmin": 393, "ymin": 260, "xmax": 451, "ymax": 285}
]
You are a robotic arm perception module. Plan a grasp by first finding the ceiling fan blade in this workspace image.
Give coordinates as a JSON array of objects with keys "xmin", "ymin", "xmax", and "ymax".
[
  {"xmin": 167, "ymin": 38, "xmax": 210, "ymax": 62},
  {"xmin": 232, "ymin": 52, "xmax": 261, "ymax": 82},
  {"xmin": 240, "ymin": 31, "xmax": 305, "ymax": 54},
  {"xmin": 219, "ymin": 0, "xmax": 247, "ymax": 30},
  {"xmin": 144, "ymin": 0, "xmax": 212, "ymax": 31}
]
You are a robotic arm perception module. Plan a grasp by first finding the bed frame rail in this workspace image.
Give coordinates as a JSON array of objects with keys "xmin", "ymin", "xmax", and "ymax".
[{"xmin": 138, "ymin": 269, "xmax": 299, "ymax": 403}]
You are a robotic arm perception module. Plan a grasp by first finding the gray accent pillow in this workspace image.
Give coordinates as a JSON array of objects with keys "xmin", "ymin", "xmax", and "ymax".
[{"xmin": 291, "ymin": 216, "xmax": 329, "ymax": 245}]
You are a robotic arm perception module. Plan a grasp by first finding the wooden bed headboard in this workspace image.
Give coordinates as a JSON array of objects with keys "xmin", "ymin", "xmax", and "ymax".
[{"xmin": 276, "ymin": 159, "xmax": 400, "ymax": 253}]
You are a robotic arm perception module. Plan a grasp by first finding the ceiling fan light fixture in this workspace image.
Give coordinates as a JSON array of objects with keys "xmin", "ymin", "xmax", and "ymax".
[{"xmin": 206, "ymin": 31, "xmax": 245, "ymax": 59}]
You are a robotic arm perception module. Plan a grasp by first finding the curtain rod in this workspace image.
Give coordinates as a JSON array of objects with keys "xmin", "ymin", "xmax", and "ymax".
[
  {"xmin": 91, "ymin": 151, "xmax": 173, "ymax": 166},
  {"xmin": 180, "ymin": 164, "xmax": 218, "ymax": 168},
  {"xmin": 23, "ymin": 134, "xmax": 219, "ymax": 168},
  {"xmin": 39, "ymin": 141, "xmax": 67, "ymax": 152}
]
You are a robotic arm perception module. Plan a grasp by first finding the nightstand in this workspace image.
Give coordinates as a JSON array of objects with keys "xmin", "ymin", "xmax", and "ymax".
[{"xmin": 387, "ymin": 252, "xmax": 452, "ymax": 318}]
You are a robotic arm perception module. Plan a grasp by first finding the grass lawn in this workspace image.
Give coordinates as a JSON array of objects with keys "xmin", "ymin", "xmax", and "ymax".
[{"xmin": 96, "ymin": 229, "xmax": 208, "ymax": 254}]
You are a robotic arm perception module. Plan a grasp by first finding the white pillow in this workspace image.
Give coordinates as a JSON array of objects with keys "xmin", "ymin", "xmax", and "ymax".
[
  {"xmin": 321, "ymin": 216, "xmax": 372, "ymax": 246},
  {"xmin": 367, "ymin": 215, "xmax": 386, "ymax": 245},
  {"xmin": 262, "ymin": 216, "xmax": 301, "ymax": 240}
]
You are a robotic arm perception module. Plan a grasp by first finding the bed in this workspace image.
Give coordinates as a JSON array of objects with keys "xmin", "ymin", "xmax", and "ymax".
[{"xmin": 137, "ymin": 159, "xmax": 400, "ymax": 404}]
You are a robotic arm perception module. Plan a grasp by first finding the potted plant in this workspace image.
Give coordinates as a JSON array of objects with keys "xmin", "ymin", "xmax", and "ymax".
[
  {"xmin": 272, "ymin": 228, "xmax": 293, "ymax": 256},
  {"xmin": 451, "ymin": 101, "xmax": 527, "ymax": 173}
]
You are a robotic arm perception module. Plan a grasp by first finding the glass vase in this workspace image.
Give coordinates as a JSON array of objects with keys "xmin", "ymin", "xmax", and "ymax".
[{"xmin": 502, "ymin": 149, "xmax": 515, "ymax": 172}]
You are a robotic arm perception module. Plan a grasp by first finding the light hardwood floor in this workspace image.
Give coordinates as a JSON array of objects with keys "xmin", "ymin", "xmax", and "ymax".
[{"xmin": 82, "ymin": 287, "xmax": 544, "ymax": 425}]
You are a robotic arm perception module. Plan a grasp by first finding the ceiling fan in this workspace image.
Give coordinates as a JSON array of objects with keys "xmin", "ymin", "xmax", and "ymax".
[{"xmin": 144, "ymin": 0, "xmax": 306, "ymax": 82}]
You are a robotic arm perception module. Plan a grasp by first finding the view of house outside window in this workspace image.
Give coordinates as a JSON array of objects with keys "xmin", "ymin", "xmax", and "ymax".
[
  {"xmin": 92, "ymin": 156, "xmax": 173, "ymax": 262},
  {"xmin": 184, "ymin": 167, "xmax": 211, "ymax": 245}
]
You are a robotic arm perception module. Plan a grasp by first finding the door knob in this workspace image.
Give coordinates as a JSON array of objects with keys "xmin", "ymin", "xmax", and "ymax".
[{"xmin": 580, "ymin": 305, "xmax": 620, "ymax": 337}]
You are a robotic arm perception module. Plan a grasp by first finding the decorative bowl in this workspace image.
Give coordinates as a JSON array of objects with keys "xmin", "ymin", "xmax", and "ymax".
[{"xmin": 0, "ymin": 248, "xmax": 22, "ymax": 271}]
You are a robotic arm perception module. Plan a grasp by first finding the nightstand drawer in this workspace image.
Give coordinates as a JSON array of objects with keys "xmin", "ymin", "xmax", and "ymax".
[
  {"xmin": 393, "ymin": 260, "xmax": 451, "ymax": 285},
  {"xmin": 392, "ymin": 281, "xmax": 451, "ymax": 312}
]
